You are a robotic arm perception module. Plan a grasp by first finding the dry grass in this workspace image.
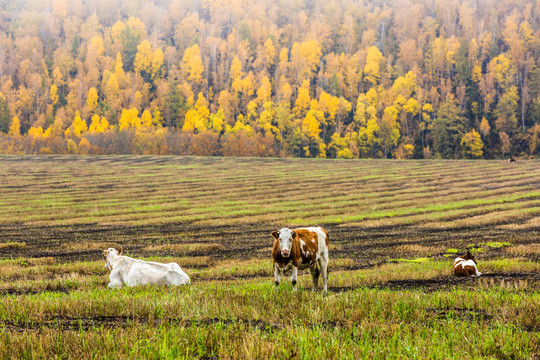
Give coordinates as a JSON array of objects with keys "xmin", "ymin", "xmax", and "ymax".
[
  {"xmin": 60, "ymin": 242, "xmax": 118, "ymax": 251},
  {"xmin": 0, "ymin": 242, "xmax": 26, "ymax": 249},
  {"xmin": 139, "ymin": 256, "xmax": 214, "ymax": 268},
  {"xmin": 143, "ymin": 243, "xmax": 224, "ymax": 253},
  {"xmin": 498, "ymin": 216, "xmax": 540, "ymax": 230},
  {"xmin": 420, "ymin": 207, "xmax": 540, "ymax": 229},
  {"xmin": 505, "ymin": 244, "xmax": 540, "ymax": 256},
  {"xmin": 0, "ymin": 157, "xmax": 537, "ymax": 228},
  {"xmin": 392, "ymin": 244, "xmax": 447, "ymax": 255}
]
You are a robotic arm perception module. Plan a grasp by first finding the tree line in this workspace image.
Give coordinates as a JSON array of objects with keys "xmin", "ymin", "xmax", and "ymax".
[{"xmin": 0, "ymin": 0, "xmax": 538, "ymax": 158}]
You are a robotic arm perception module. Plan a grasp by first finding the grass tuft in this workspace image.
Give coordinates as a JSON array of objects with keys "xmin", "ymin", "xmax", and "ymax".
[{"xmin": 0, "ymin": 242, "xmax": 26, "ymax": 249}]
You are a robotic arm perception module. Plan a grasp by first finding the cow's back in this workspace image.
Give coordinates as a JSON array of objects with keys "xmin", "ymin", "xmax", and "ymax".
[
  {"xmin": 293, "ymin": 227, "xmax": 328, "ymax": 268},
  {"xmin": 119, "ymin": 257, "xmax": 190, "ymax": 286},
  {"xmin": 453, "ymin": 259, "xmax": 477, "ymax": 276}
]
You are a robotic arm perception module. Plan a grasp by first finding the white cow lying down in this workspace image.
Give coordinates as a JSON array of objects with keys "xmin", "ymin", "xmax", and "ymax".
[{"xmin": 104, "ymin": 247, "xmax": 190, "ymax": 288}]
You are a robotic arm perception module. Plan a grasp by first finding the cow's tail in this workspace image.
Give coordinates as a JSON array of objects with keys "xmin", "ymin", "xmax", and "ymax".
[{"xmin": 321, "ymin": 227, "xmax": 329, "ymax": 246}]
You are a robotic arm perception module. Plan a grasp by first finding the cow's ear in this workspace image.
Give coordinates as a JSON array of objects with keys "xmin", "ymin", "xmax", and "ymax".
[
  {"xmin": 291, "ymin": 231, "xmax": 297, "ymax": 239},
  {"xmin": 271, "ymin": 231, "xmax": 279, "ymax": 240},
  {"xmin": 103, "ymin": 249, "xmax": 108, "ymax": 257},
  {"xmin": 117, "ymin": 247, "xmax": 123, "ymax": 255},
  {"xmin": 467, "ymin": 250, "xmax": 473, "ymax": 258}
]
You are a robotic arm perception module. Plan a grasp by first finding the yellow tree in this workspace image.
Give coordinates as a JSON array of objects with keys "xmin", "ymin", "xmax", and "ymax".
[
  {"xmin": 293, "ymin": 80, "xmax": 311, "ymax": 119},
  {"xmin": 479, "ymin": 117, "xmax": 490, "ymax": 136},
  {"xmin": 50, "ymin": 85, "xmax": 59, "ymax": 106},
  {"xmin": 151, "ymin": 48, "xmax": 164, "ymax": 79},
  {"xmin": 28, "ymin": 126, "xmax": 45, "ymax": 138},
  {"xmin": 64, "ymin": 111, "xmax": 88, "ymax": 138},
  {"xmin": 86, "ymin": 87, "xmax": 98, "ymax": 112},
  {"xmin": 318, "ymin": 91, "xmax": 339, "ymax": 126},
  {"xmin": 357, "ymin": 116, "xmax": 380, "ymax": 157},
  {"xmin": 230, "ymin": 56, "xmax": 244, "ymax": 82},
  {"xmin": 264, "ymin": 38, "xmax": 276, "ymax": 71},
  {"xmin": 402, "ymin": 97, "xmax": 420, "ymax": 139},
  {"xmin": 114, "ymin": 53, "xmax": 125, "ymax": 83},
  {"xmin": 460, "ymin": 129, "xmax": 484, "ymax": 158},
  {"xmin": 329, "ymin": 132, "xmax": 356, "ymax": 159},
  {"xmin": 363, "ymin": 46, "xmax": 384, "ymax": 86},
  {"xmin": 134, "ymin": 40, "xmax": 154, "ymax": 77},
  {"xmin": 257, "ymin": 101, "xmax": 279, "ymax": 139},
  {"xmin": 182, "ymin": 44, "xmax": 204, "ymax": 92},
  {"xmin": 111, "ymin": 17, "xmax": 146, "ymax": 71},
  {"xmin": 182, "ymin": 93, "xmax": 210, "ymax": 133},
  {"xmin": 9, "ymin": 116, "xmax": 20, "ymax": 137},
  {"xmin": 88, "ymin": 114, "xmax": 110, "ymax": 133},
  {"xmin": 290, "ymin": 40, "xmax": 322, "ymax": 83},
  {"xmin": 86, "ymin": 36, "xmax": 104, "ymax": 85},
  {"xmin": 257, "ymin": 76, "xmax": 272, "ymax": 105},
  {"xmin": 380, "ymin": 106, "xmax": 400, "ymax": 158},
  {"xmin": 134, "ymin": 41, "xmax": 164, "ymax": 81},
  {"xmin": 140, "ymin": 109, "xmax": 152, "ymax": 127},
  {"xmin": 104, "ymin": 73, "xmax": 120, "ymax": 112},
  {"xmin": 301, "ymin": 101, "xmax": 325, "ymax": 158},
  {"xmin": 118, "ymin": 108, "xmax": 141, "ymax": 130}
]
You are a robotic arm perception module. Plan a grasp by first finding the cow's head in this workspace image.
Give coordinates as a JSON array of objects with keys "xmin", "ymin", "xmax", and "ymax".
[
  {"xmin": 103, "ymin": 247, "xmax": 122, "ymax": 270},
  {"xmin": 271, "ymin": 228, "xmax": 296, "ymax": 257},
  {"xmin": 461, "ymin": 250, "xmax": 477, "ymax": 264}
]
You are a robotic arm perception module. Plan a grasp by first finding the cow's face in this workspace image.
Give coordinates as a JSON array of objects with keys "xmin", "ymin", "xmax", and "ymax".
[
  {"xmin": 103, "ymin": 247, "xmax": 122, "ymax": 269},
  {"xmin": 271, "ymin": 228, "xmax": 296, "ymax": 257}
]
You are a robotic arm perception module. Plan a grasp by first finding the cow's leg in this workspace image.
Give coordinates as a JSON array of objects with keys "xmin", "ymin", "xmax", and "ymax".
[
  {"xmin": 290, "ymin": 266, "xmax": 298, "ymax": 291},
  {"xmin": 318, "ymin": 255, "xmax": 329, "ymax": 295},
  {"xmin": 107, "ymin": 270, "xmax": 123, "ymax": 288},
  {"xmin": 274, "ymin": 264, "xmax": 282, "ymax": 290},
  {"xmin": 107, "ymin": 276, "xmax": 122, "ymax": 288},
  {"xmin": 309, "ymin": 264, "xmax": 319, "ymax": 292}
]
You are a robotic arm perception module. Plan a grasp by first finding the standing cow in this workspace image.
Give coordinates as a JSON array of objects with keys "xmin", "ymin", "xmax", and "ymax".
[{"xmin": 271, "ymin": 227, "xmax": 329, "ymax": 294}]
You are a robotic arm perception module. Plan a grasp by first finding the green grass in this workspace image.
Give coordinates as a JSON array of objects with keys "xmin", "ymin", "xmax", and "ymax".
[
  {"xmin": 485, "ymin": 242, "xmax": 513, "ymax": 248},
  {"xmin": 389, "ymin": 257, "xmax": 431, "ymax": 263},
  {"xmin": 0, "ymin": 156, "xmax": 539, "ymax": 359}
]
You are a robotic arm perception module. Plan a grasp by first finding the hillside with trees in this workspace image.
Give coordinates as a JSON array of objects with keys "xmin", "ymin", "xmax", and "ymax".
[{"xmin": 0, "ymin": 0, "xmax": 538, "ymax": 158}]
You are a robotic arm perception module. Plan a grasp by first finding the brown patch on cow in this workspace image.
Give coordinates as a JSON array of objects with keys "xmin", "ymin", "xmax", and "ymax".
[
  {"xmin": 293, "ymin": 229, "xmax": 319, "ymax": 265},
  {"xmin": 453, "ymin": 263, "xmax": 477, "ymax": 276},
  {"xmin": 453, "ymin": 251, "xmax": 478, "ymax": 276},
  {"xmin": 117, "ymin": 247, "xmax": 122, "ymax": 255}
]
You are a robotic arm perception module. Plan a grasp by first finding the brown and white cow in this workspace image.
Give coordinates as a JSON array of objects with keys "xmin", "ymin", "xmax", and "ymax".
[
  {"xmin": 271, "ymin": 227, "xmax": 329, "ymax": 294},
  {"xmin": 453, "ymin": 250, "xmax": 482, "ymax": 277}
]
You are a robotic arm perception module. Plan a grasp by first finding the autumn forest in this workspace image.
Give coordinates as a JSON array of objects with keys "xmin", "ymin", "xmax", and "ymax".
[{"xmin": 0, "ymin": 0, "xmax": 538, "ymax": 158}]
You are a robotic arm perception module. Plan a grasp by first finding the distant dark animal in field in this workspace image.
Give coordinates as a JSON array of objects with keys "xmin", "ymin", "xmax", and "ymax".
[
  {"xmin": 271, "ymin": 227, "xmax": 329, "ymax": 294},
  {"xmin": 508, "ymin": 158, "xmax": 516, "ymax": 163},
  {"xmin": 453, "ymin": 251, "xmax": 482, "ymax": 277},
  {"xmin": 103, "ymin": 247, "xmax": 190, "ymax": 287}
]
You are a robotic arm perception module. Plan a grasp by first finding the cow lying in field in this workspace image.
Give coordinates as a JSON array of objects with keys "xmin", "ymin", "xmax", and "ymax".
[
  {"xmin": 103, "ymin": 247, "xmax": 190, "ymax": 287},
  {"xmin": 453, "ymin": 250, "xmax": 482, "ymax": 277},
  {"xmin": 271, "ymin": 227, "xmax": 329, "ymax": 294}
]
